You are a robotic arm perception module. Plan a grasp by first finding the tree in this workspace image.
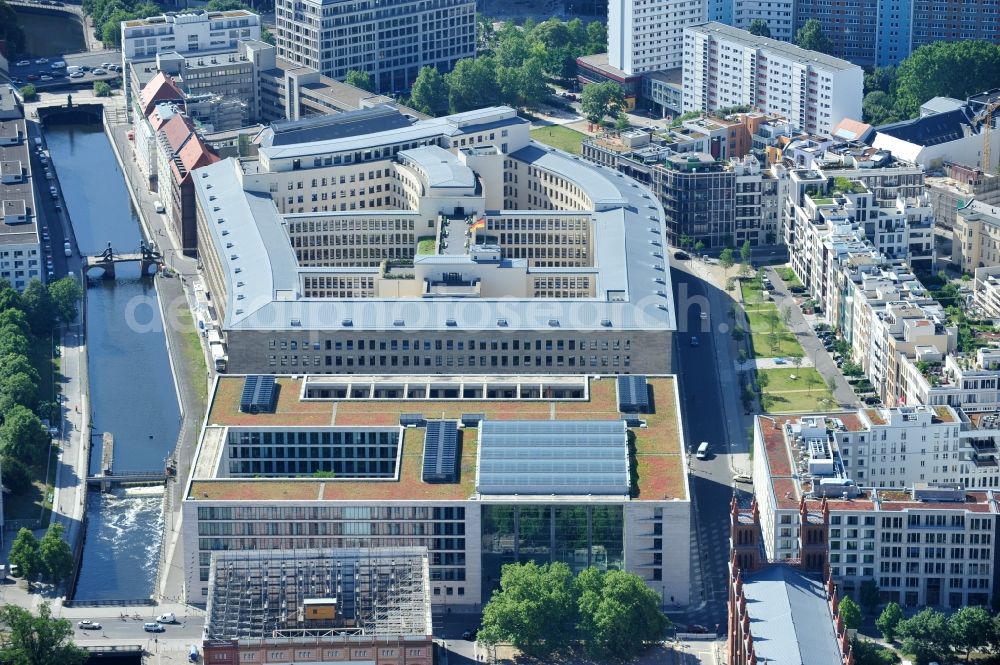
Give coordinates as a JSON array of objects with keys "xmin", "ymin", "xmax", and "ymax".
[
  {"xmin": 48, "ymin": 277, "xmax": 82, "ymax": 324},
  {"xmin": 0, "ymin": 406, "xmax": 50, "ymax": 465},
  {"xmin": 345, "ymin": 70, "xmax": 375, "ymax": 93},
  {"xmin": 0, "ymin": 602, "xmax": 87, "ymax": 665},
  {"xmin": 0, "ymin": 331, "xmax": 30, "ymax": 362},
  {"xmin": 865, "ymin": 65, "xmax": 897, "ymax": 95},
  {"xmin": 0, "ymin": 355, "xmax": 38, "ymax": 388},
  {"xmin": 576, "ymin": 568, "xmax": 670, "ymax": 660},
  {"xmin": 615, "ymin": 112, "xmax": 630, "ymax": 131},
  {"xmin": 950, "ymin": 606, "xmax": 995, "ymax": 662},
  {"xmin": 740, "ymin": 239, "xmax": 752, "ymax": 267},
  {"xmin": 205, "ymin": 0, "xmax": 247, "ymax": 9},
  {"xmin": 851, "ymin": 637, "xmax": 900, "ymax": 665},
  {"xmin": 8, "ymin": 529, "xmax": 40, "ymax": 582},
  {"xmin": 0, "ymin": 373, "xmax": 38, "ymax": 413},
  {"xmin": 93, "ymin": 81, "xmax": 111, "ymax": 97},
  {"xmin": 795, "ymin": 19, "xmax": 833, "ymax": 54},
  {"xmin": 0, "ymin": 456, "xmax": 30, "ymax": 494},
  {"xmin": 21, "ymin": 280, "xmax": 55, "ymax": 335},
  {"xmin": 479, "ymin": 562, "xmax": 577, "ymax": 658},
  {"xmin": 19, "ymin": 85, "xmax": 37, "ymax": 103},
  {"xmin": 748, "ymin": 19, "xmax": 771, "ymax": 38},
  {"xmin": 693, "ymin": 240, "xmax": 705, "ymax": 253},
  {"xmin": 897, "ymin": 608, "xmax": 951, "ymax": 665},
  {"xmin": 410, "ymin": 66, "xmax": 449, "ymax": 116},
  {"xmin": 446, "ymin": 57, "xmax": 498, "ymax": 113},
  {"xmin": 580, "ymin": 82, "xmax": 625, "ymax": 124},
  {"xmin": 893, "ymin": 41, "xmax": 1000, "ymax": 118},
  {"xmin": 0, "ymin": 0, "xmax": 27, "ymax": 56},
  {"xmin": 476, "ymin": 13, "xmax": 497, "ymax": 51},
  {"xmin": 859, "ymin": 580, "xmax": 880, "ymax": 614},
  {"xmin": 0, "ymin": 307, "xmax": 30, "ymax": 337},
  {"xmin": 719, "ymin": 247, "xmax": 735, "ymax": 278},
  {"xmin": 496, "ymin": 35, "xmax": 529, "ymax": 68},
  {"xmin": 260, "ymin": 25, "xmax": 275, "ymax": 46},
  {"xmin": 38, "ymin": 523, "xmax": 73, "ymax": 585},
  {"xmin": 585, "ymin": 21, "xmax": 606, "ymax": 54},
  {"xmin": 839, "ymin": 596, "xmax": 862, "ymax": 631},
  {"xmin": 876, "ymin": 602, "xmax": 904, "ymax": 642}
]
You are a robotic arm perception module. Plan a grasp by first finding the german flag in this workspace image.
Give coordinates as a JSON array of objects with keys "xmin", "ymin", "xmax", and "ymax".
[{"xmin": 470, "ymin": 217, "xmax": 486, "ymax": 231}]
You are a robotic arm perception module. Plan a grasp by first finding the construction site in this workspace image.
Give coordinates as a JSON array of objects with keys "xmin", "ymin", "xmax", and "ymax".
[{"xmin": 202, "ymin": 547, "xmax": 434, "ymax": 665}]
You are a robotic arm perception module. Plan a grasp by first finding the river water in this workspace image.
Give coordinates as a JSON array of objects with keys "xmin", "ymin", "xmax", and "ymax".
[{"xmin": 45, "ymin": 124, "xmax": 180, "ymax": 601}]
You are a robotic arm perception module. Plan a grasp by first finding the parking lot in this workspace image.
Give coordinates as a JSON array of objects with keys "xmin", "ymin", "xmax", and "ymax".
[{"xmin": 8, "ymin": 50, "xmax": 122, "ymax": 91}]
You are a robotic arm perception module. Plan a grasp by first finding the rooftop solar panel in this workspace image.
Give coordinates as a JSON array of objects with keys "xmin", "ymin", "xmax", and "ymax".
[
  {"xmin": 617, "ymin": 375, "xmax": 650, "ymax": 413},
  {"xmin": 422, "ymin": 420, "xmax": 459, "ymax": 483},
  {"xmin": 476, "ymin": 420, "xmax": 629, "ymax": 496},
  {"xmin": 239, "ymin": 375, "xmax": 259, "ymax": 412}
]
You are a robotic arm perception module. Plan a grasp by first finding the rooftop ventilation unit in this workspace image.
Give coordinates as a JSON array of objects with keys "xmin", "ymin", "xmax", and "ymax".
[{"xmin": 341, "ymin": 318, "xmax": 352, "ymax": 326}]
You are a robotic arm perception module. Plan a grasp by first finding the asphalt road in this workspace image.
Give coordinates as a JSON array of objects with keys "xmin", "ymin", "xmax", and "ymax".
[
  {"xmin": 26, "ymin": 122, "xmax": 74, "ymax": 278},
  {"xmin": 73, "ymin": 616, "xmax": 203, "ymax": 641},
  {"xmin": 8, "ymin": 51, "xmax": 122, "ymax": 91},
  {"xmin": 672, "ymin": 263, "xmax": 752, "ymax": 634}
]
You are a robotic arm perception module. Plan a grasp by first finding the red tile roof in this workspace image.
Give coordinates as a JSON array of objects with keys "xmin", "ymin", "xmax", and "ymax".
[
  {"xmin": 160, "ymin": 113, "xmax": 195, "ymax": 154},
  {"xmin": 140, "ymin": 72, "xmax": 185, "ymax": 118},
  {"xmin": 175, "ymin": 135, "xmax": 219, "ymax": 183}
]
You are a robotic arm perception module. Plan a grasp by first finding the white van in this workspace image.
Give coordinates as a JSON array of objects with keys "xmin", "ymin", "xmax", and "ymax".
[
  {"xmin": 64, "ymin": 241, "xmax": 72, "ymax": 257},
  {"xmin": 696, "ymin": 442, "xmax": 710, "ymax": 459},
  {"xmin": 154, "ymin": 200, "xmax": 165, "ymax": 214}
]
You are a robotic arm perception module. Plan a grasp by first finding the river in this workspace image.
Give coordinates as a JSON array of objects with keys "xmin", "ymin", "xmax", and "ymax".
[{"xmin": 45, "ymin": 124, "xmax": 180, "ymax": 601}]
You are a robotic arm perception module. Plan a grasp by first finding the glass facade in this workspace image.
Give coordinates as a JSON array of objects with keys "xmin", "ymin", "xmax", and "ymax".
[{"xmin": 481, "ymin": 504, "xmax": 624, "ymax": 599}]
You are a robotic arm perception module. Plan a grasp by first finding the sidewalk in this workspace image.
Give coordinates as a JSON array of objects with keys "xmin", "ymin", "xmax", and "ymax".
[{"xmin": 764, "ymin": 266, "xmax": 860, "ymax": 409}]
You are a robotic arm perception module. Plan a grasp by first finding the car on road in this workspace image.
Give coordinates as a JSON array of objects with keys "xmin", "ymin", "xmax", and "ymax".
[
  {"xmin": 26, "ymin": 74, "xmax": 39, "ymax": 81},
  {"xmin": 461, "ymin": 629, "xmax": 475, "ymax": 640},
  {"xmin": 696, "ymin": 441, "xmax": 710, "ymax": 459},
  {"xmin": 15, "ymin": 60, "xmax": 30, "ymax": 67},
  {"xmin": 69, "ymin": 71, "xmax": 85, "ymax": 79},
  {"xmin": 102, "ymin": 62, "xmax": 113, "ymax": 68},
  {"xmin": 92, "ymin": 68, "xmax": 107, "ymax": 75},
  {"xmin": 77, "ymin": 620, "xmax": 101, "ymax": 630},
  {"xmin": 673, "ymin": 250, "xmax": 690, "ymax": 260},
  {"xmin": 687, "ymin": 624, "xmax": 710, "ymax": 634},
  {"xmin": 733, "ymin": 473, "xmax": 753, "ymax": 484},
  {"xmin": 690, "ymin": 336, "xmax": 699, "ymax": 346},
  {"xmin": 39, "ymin": 75, "xmax": 53, "ymax": 81},
  {"xmin": 157, "ymin": 613, "xmax": 178, "ymax": 624},
  {"xmin": 35, "ymin": 58, "xmax": 49, "ymax": 64},
  {"xmin": 51, "ymin": 61, "xmax": 66, "ymax": 69},
  {"xmin": 144, "ymin": 622, "xmax": 165, "ymax": 632},
  {"xmin": 41, "ymin": 231, "xmax": 49, "ymax": 241}
]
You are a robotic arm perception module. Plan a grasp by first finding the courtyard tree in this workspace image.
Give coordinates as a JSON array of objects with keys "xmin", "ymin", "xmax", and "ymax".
[
  {"xmin": 410, "ymin": 66, "xmax": 449, "ymax": 116},
  {"xmin": 876, "ymin": 602, "xmax": 903, "ymax": 642},
  {"xmin": 345, "ymin": 70, "xmax": 375, "ymax": 93},
  {"xmin": 576, "ymin": 568, "xmax": 670, "ymax": 660},
  {"xmin": 580, "ymin": 81, "xmax": 624, "ymax": 124},
  {"xmin": 795, "ymin": 19, "xmax": 833, "ymax": 54},
  {"xmin": 8, "ymin": 529, "xmax": 40, "ymax": 582},
  {"xmin": 839, "ymin": 596, "xmax": 862, "ymax": 630},
  {"xmin": 39, "ymin": 523, "xmax": 73, "ymax": 585},
  {"xmin": 748, "ymin": 19, "xmax": 771, "ymax": 37},
  {"xmin": 719, "ymin": 247, "xmax": 735, "ymax": 279}
]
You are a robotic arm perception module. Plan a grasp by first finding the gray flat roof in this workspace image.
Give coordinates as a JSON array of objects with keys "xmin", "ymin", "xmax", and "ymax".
[
  {"xmin": 476, "ymin": 420, "xmax": 629, "ymax": 496},
  {"xmin": 741, "ymin": 565, "xmax": 843, "ymax": 665},
  {"xmin": 0, "ymin": 118, "xmax": 38, "ymax": 246},
  {"xmin": 194, "ymin": 109, "xmax": 675, "ymax": 334},
  {"xmin": 686, "ymin": 22, "xmax": 861, "ymax": 72},
  {"xmin": 398, "ymin": 145, "xmax": 475, "ymax": 189}
]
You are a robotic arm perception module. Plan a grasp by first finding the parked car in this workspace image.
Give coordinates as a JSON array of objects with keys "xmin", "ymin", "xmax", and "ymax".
[
  {"xmin": 143, "ymin": 622, "xmax": 165, "ymax": 633},
  {"xmin": 157, "ymin": 613, "xmax": 178, "ymax": 624},
  {"xmin": 34, "ymin": 58, "xmax": 49, "ymax": 64},
  {"xmin": 15, "ymin": 60, "xmax": 30, "ymax": 67},
  {"xmin": 50, "ymin": 61, "xmax": 66, "ymax": 69},
  {"xmin": 77, "ymin": 621, "xmax": 101, "ymax": 630},
  {"xmin": 92, "ymin": 68, "xmax": 107, "ymax": 75},
  {"xmin": 69, "ymin": 71, "xmax": 85, "ymax": 79},
  {"xmin": 687, "ymin": 624, "xmax": 710, "ymax": 634},
  {"xmin": 733, "ymin": 474, "xmax": 753, "ymax": 484},
  {"xmin": 673, "ymin": 250, "xmax": 690, "ymax": 260},
  {"xmin": 26, "ymin": 74, "xmax": 39, "ymax": 81},
  {"xmin": 101, "ymin": 62, "xmax": 113, "ymax": 68},
  {"xmin": 773, "ymin": 357, "xmax": 787, "ymax": 365},
  {"xmin": 39, "ymin": 75, "xmax": 53, "ymax": 81}
]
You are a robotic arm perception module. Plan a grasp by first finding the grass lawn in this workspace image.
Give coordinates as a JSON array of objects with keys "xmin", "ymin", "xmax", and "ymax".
[
  {"xmin": 175, "ymin": 307, "xmax": 209, "ymax": 407},
  {"xmin": 751, "ymin": 332, "xmax": 804, "ymax": 358},
  {"xmin": 760, "ymin": 367, "xmax": 835, "ymax": 413},
  {"xmin": 745, "ymin": 304, "xmax": 781, "ymax": 331},
  {"xmin": 416, "ymin": 236, "xmax": 436, "ymax": 255},
  {"xmin": 775, "ymin": 266, "xmax": 802, "ymax": 287},
  {"xmin": 530, "ymin": 126, "xmax": 586, "ymax": 154},
  {"xmin": 740, "ymin": 279, "xmax": 765, "ymax": 305}
]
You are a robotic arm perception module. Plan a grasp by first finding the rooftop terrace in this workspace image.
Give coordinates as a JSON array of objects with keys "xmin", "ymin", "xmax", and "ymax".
[{"xmin": 188, "ymin": 375, "xmax": 686, "ymax": 503}]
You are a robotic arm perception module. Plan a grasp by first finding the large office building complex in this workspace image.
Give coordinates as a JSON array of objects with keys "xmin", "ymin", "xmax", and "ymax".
[
  {"xmin": 182, "ymin": 373, "xmax": 691, "ymax": 610},
  {"xmin": 682, "ymin": 23, "xmax": 863, "ymax": 136},
  {"xmin": 273, "ymin": 0, "xmax": 475, "ymax": 93},
  {"xmin": 608, "ymin": 0, "xmax": 706, "ymax": 74},
  {"xmin": 193, "ymin": 106, "xmax": 675, "ymax": 376}
]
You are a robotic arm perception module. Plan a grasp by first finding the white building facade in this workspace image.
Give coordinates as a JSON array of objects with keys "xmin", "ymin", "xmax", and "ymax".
[
  {"xmin": 682, "ymin": 22, "xmax": 863, "ymax": 135},
  {"xmin": 608, "ymin": 0, "xmax": 706, "ymax": 74}
]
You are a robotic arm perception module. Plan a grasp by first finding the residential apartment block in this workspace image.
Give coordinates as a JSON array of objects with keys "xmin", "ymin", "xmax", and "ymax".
[
  {"xmin": 974, "ymin": 267, "xmax": 1000, "ymax": 319},
  {"xmin": 192, "ymin": 106, "xmax": 675, "ymax": 375},
  {"xmin": 181, "ymin": 373, "xmax": 691, "ymax": 610},
  {"xmin": 582, "ymin": 129, "xmax": 783, "ymax": 249},
  {"xmin": 753, "ymin": 411, "xmax": 1000, "ymax": 608},
  {"xmin": 926, "ymin": 163, "xmax": 1000, "ymax": 231},
  {"xmin": 731, "ymin": 0, "xmax": 794, "ymax": 41},
  {"xmin": 795, "ymin": 0, "xmax": 1000, "ymax": 66},
  {"xmin": 273, "ymin": 0, "xmax": 475, "ymax": 93},
  {"xmin": 953, "ymin": 200, "xmax": 1000, "ymax": 273},
  {"xmin": 0, "ymin": 87, "xmax": 42, "ymax": 291},
  {"xmin": 681, "ymin": 23, "xmax": 863, "ymax": 135},
  {"xmin": 608, "ymin": 0, "xmax": 706, "ymax": 74}
]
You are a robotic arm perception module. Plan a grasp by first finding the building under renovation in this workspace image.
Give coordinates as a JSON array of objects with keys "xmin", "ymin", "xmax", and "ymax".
[{"xmin": 202, "ymin": 547, "xmax": 433, "ymax": 665}]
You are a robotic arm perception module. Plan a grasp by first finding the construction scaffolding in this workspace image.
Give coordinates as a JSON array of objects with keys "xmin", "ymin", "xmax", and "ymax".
[{"xmin": 205, "ymin": 547, "xmax": 432, "ymax": 642}]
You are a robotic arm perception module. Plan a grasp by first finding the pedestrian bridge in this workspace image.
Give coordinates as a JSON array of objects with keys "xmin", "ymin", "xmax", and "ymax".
[{"xmin": 83, "ymin": 242, "xmax": 163, "ymax": 281}]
